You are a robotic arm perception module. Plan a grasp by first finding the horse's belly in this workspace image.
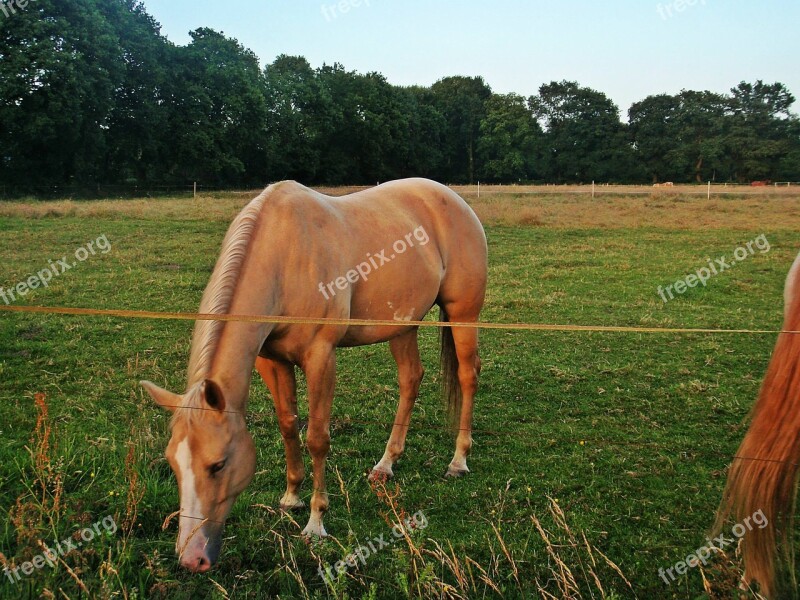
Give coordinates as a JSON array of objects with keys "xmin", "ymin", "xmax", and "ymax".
[
  {"xmin": 338, "ymin": 289, "xmax": 437, "ymax": 346},
  {"xmin": 337, "ymin": 323, "xmax": 420, "ymax": 347}
]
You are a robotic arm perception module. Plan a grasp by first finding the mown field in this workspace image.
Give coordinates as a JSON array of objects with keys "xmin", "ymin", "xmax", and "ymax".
[{"xmin": 1, "ymin": 186, "xmax": 799, "ymax": 599}]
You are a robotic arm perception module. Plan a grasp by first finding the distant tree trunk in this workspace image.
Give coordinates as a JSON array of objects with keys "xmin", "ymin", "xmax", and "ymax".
[
  {"xmin": 695, "ymin": 156, "xmax": 704, "ymax": 183},
  {"xmin": 467, "ymin": 139, "xmax": 474, "ymax": 184}
]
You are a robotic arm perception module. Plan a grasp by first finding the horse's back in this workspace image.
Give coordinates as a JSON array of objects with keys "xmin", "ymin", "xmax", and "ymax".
[
  {"xmin": 249, "ymin": 179, "xmax": 487, "ymax": 346},
  {"xmin": 259, "ymin": 178, "xmax": 481, "ymax": 235},
  {"xmin": 334, "ymin": 178, "xmax": 486, "ymax": 258}
]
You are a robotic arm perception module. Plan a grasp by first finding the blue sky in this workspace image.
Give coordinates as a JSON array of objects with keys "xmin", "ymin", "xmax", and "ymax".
[{"xmin": 141, "ymin": 0, "xmax": 799, "ymax": 115}]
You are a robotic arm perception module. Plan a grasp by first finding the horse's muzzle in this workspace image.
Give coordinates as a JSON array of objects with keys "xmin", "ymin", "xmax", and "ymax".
[{"xmin": 178, "ymin": 532, "xmax": 221, "ymax": 573}]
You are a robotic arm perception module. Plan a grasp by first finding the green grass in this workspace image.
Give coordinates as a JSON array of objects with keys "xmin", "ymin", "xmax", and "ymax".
[{"xmin": 0, "ymin": 199, "xmax": 797, "ymax": 599}]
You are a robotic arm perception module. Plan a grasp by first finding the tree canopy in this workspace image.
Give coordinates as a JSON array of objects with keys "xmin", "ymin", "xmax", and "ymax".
[{"xmin": 1, "ymin": 0, "xmax": 797, "ymax": 191}]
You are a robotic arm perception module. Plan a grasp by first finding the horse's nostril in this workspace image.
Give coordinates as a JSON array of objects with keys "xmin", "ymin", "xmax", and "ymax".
[{"xmin": 194, "ymin": 555, "xmax": 212, "ymax": 572}]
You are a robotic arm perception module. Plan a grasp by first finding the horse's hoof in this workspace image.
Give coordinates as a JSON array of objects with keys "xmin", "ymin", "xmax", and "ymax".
[
  {"xmin": 368, "ymin": 467, "xmax": 393, "ymax": 482},
  {"xmin": 301, "ymin": 522, "xmax": 328, "ymax": 538},
  {"xmin": 280, "ymin": 496, "xmax": 306, "ymax": 512},
  {"xmin": 445, "ymin": 467, "xmax": 469, "ymax": 478}
]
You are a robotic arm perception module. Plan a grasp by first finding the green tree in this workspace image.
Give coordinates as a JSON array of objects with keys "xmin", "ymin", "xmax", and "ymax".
[
  {"xmin": 431, "ymin": 76, "xmax": 492, "ymax": 183},
  {"xmin": 777, "ymin": 119, "xmax": 800, "ymax": 182},
  {"xmin": 102, "ymin": 0, "xmax": 173, "ymax": 183},
  {"xmin": 477, "ymin": 93, "xmax": 544, "ymax": 183},
  {"xmin": 395, "ymin": 86, "xmax": 446, "ymax": 179},
  {"xmin": 0, "ymin": 0, "xmax": 123, "ymax": 187},
  {"xmin": 314, "ymin": 64, "xmax": 418, "ymax": 184},
  {"xmin": 162, "ymin": 28, "xmax": 268, "ymax": 185},
  {"xmin": 629, "ymin": 94, "xmax": 684, "ymax": 183},
  {"xmin": 263, "ymin": 55, "xmax": 328, "ymax": 182},
  {"xmin": 531, "ymin": 81, "xmax": 639, "ymax": 183},
  {"xmin": 725, "ymin": 81, "xmax": 797, "ymax": 182},
  {"xmin": 667, "ymin": 91, "xmax": 727, "ymax": 183}
]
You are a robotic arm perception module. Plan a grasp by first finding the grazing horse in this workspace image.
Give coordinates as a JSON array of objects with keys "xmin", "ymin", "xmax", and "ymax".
[
  {"xmin": 714, "ymin": 251, "xmax": 800, "ymax": 598},
  {"xmin": 141, "ymin": 178, "xmax": 487, "ymax": 572}
]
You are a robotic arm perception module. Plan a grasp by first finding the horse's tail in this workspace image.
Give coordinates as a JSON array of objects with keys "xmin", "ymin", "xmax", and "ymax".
[
  {"xmin": 714, "ymin": 257, "xmax": 800, "ymax": 598},
  {"xmin": 439, "ymin": 307, "xmax": 462, "ymax": 427}
]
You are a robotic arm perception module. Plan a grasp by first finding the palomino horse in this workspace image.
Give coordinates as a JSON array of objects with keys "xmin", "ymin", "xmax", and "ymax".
[
  {"xmin": 715, "ymin": 251, "xmax": 800, "ymax": 598},
  {"xmin": 141, "ymin": 178, "xmax": 487, "ymax": 572}
]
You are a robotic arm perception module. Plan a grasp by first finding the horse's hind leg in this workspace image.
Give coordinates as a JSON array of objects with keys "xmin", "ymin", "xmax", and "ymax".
[
  {"xmin": 446, "ymin": 324, "xmax": 481, "ymax": 477},
  {"xmin": 439, "ymin": 296, "xmax": 484, "ymax": 478},
  {"xmin": 255, "ymin": 357, "xmax": 305, "ymax": 511},
  {"xmin": 371, "ymin": 328, "xmax": 424, "ymax": 480}
]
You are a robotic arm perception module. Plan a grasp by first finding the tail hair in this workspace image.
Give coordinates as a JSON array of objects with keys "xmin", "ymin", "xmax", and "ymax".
[
  {"xmin": 714, "ymin": 263, "xmax": 800, "ymax": 598},
  {"xmin": 439, "ymin": 307, "xmax": 462, "ymax": 428}
]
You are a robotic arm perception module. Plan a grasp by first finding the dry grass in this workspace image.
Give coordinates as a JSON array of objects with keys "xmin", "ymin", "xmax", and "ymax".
[
  {"xmin": 466, "ymin": 192, "xmax": 800, "ymax": 230},
  {"xmin": 531, "ymin": 496, "xmax": 633, "ymax": 599},
  {"xmin": 2, "ymin": 185, "xmax": 799, "ymax": 230},
  {"xmin": 0, "ymin": 394, "xmax": 143, "ymax": 599}
]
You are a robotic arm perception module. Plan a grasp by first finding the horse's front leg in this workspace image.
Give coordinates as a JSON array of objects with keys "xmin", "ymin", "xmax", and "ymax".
[
  {"xmin": 255, "ymin": 357, "xmax": 305, "ymax": 511},
  {"xmin": 300, "ymin": 343, "xmax": 336, "ymax": 537}
]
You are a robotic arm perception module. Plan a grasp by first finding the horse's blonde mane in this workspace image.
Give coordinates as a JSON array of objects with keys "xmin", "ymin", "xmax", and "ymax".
[{"xmin": 185, "ymin": 189, "xmax": 270, "ymax": 393}]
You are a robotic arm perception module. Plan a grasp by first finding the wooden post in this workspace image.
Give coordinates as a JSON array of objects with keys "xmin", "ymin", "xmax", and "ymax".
[
  {"xmin": 592, "ymin": 181, "xmax": 595, "ymax": 199},
  {"xmin": 707, "ymin": 181, "xmax": 711, "ymax": 200},
  {"xmin": 193, "ymin": 181, "xmax": 197, "ymax": 199},
  {"xmin": 477, "ymin": 181, "xmax": 480, "ymax": 199}
]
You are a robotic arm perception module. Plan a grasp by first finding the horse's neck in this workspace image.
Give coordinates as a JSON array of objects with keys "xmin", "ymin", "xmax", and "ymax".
[
  {"xmin": 187, "ymin": 276, "xmax": 277, "ymax": 410},
  {"xmin": 209, "ymin": 318, "xmax": 273, "ymax": 410},
  {"xmin": 185, "ymin": 188, "xmax": 282, "ymax": 408},
  {"xmin": 187, "ymin": 308, "xmax": 275, "ymax": 410}
]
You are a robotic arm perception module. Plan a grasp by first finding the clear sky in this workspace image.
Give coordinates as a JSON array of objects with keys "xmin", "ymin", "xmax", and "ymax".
[{"xmin": 140, "ymin": 0, "xmax": 799, "ymax": 115}]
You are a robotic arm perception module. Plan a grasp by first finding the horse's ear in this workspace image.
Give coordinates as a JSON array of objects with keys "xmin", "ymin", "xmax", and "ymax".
[
  {"xmin": 140, "ymin": 380, "xmax": 181, "ymax": 412},
  {"xmin": 200, "ymin": 379, "xmax": 226, "ymax": 412}
]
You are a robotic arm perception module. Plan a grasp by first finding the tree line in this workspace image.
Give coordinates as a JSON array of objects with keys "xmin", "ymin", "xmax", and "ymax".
[{"xmin": 1, "ymin": 0, "xmax": 798, "ymax": 192}]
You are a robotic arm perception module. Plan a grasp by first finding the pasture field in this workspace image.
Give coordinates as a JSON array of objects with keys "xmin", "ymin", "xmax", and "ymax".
[{"xmin": 1, "ymin": 186, "xmax": 800, "ymax": 599}]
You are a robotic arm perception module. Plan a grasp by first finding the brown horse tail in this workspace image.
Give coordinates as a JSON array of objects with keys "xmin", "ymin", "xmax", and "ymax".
[
  {"xmin": 439, "ymin": 307, "xmax": 462, "ymax": 427},
  {"xmin": 714, "ymin": 262, "xmax": 800, "ymax": 598}
]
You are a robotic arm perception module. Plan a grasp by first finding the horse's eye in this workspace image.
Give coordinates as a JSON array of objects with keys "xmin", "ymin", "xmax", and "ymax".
[{"xmin": 209, "ymin": 460, "xmax": 226, "ymax": 475}]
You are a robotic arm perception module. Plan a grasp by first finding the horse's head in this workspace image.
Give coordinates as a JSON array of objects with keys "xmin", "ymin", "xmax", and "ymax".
[{"xmin": 141, "ymin": 379, "xmax": 256, "ymax": 572}]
